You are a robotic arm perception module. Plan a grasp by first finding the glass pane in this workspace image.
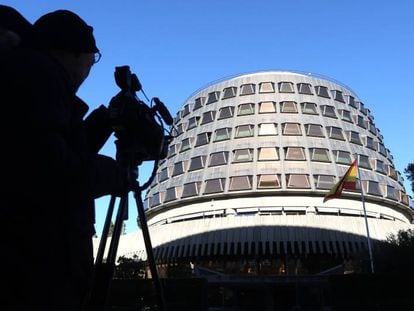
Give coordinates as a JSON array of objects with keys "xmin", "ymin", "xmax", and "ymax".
[
  {"xmin": 340, "ymin": 110, "xmax": 353, "ymax": 122},
  {"xmin": 209, "ymin": 152, "xmax": 228, "ymax": 167},
  {"xmin": 378, "ymin": 143, "xmax": 387, "ymax": 156},
  {"xmin": 259, "ymin": 101, "xmax": 276, "ymax": 113},
  {"xmin": 349, "ymin": 131, "xmax": 361, "ymax": 144},
  {"xmin": 259, "ymin": 82, "xmax": 275, "ymax": 93},
  {"xmin": 366, "ymin": 137, "xmax": 375, "ymax": 149},
  {"xmin": 335, "ymin": 151, "xmax": 352, "ymax": 164},
  {"xmin": 233, "ymin": 149, "xmax": 253, "ymax": 162},
  {"xmin": 201, "ymin": 111, "xmax": 216, "ymax": 124},
  {"xmin": 301, "ymin": 102, "xmax": 318, "ymax": 115},
  {"xmin": 333, "ymin": 90, "xmax": 345, "ymax": 102},
  {"xmin": 159, "ymin": 168, "xmax": 169, "ymax": 181},
  {"xmin": 283, "ymin": 123, "xmax": 302, "ymax": 135},
  {"xmin": 195, "ymin": 132, "xmax": 211, "ymax": 146},
  {"xmin": 386, "ymin": 186, "xmax": 398, "ymax": 200},
  {"xmin": 315, "ymin": 175, "xmax": 335, "ymax": 189},
  {"xmin": 235, "ymin": 125, "xmax": 254, "ymax": 138},
  {"xmin": 218, "ymin": 106, "xmax": 234, "ymax": 119},
  {"xmin": 259, "ymin": 123, "xmax": 278, "ymax": 136},
  {"xmin": 348, "ymin": 95, "xmax": 358, "ymax": 108},
  {"xmin": 240, "ymin": 84, "xmax": 256, "ymax": 95},
  {"xmin": 214, "ymin": 128, "xmax": 231, "ymax": 142},
  {"xmin": 182, "ymin": 182, "xmax": 201, "ymax": 198},
  {"xmin": 281, "ymin": 101, "xmax": 298, "ymax": 113},
  {"xmin": 376, "ymin": 160, "xmax": 386, "ymax": 174},
  {"xmin": 164, "ymin": 187, "xmax": 177, "ymax": 202},
  {"xmin": 189, "ymin": 156, "xmax": 205, "ymax": 171},
  {"xmin": 204, "ymin": 178, "xmax": 225, "ymax": 194},
  {"xmin": 257, "ymin": 175, "xmax": 281, "ymax": 188},
  {"xmin": 182, "ymin": 104, "xmax": 191, "ymax": 117},
  {"xmin": 206, "ymin": 91, "xmax": 220, "ymax": 104},
  {"xmin": 357, "ymin": 116, "xmax": 367, "ymax": 128},
  {"xmin": 187, "ymin": 116, "xmax": 200, "ymax": 129},
  {"xmin": 358, "ymin": 155, "xmax": 371, "ymax": 169},
  {"xmin": 238, "ymin": 103, "xmax": 255, "ymax": 116},
  {"xmin": 193, "ymin": 97, "xmax": 205, "ymax": 110},
  {"xmin": 306, "ymin": 124, "xmax": 324, "ymax": 137},
  {"xmin": 229, "ymin": 176, "xmax": 252, "ymax": 191},
  {"xmin": 367, "ymin": 181, "xmax": 382, "ymax": 196},
  {"xmin": 222, "ymin": 87, "xmax": 237, "ymax": 99},
  {"xmin": 328, "ymin": 127, "xmax": 344, "ymax": 140},
  {"xmin": 278, "ymin": 82, "xmax": 294, "ymax": 93},
  {"xmin": 297, "ymin": 83, "xmax": 313, "ymax": 95},
  {"xmin": 285, "ymin": 147, "xmax": 305, "ymax": 160},
  {"xmin": 172, "ymin": 162, "xmax": 184, "ymax": 176},
  {"xmin": 258, "ymin": 147, "xmax": 279, "ymax": 161},
  {"xmin": 315, "ymin": 86, "xmax": 330, "ymax": 98},
  {"xmin": 287, "ymin": 174, "xmax": 310, "ymax": 188},
  {"xmin": 311, "ymin": 148, "xmax": 330, "ymax": 162},
  {"xmin": 322, "ymin": 105, "xmax": 337, "ymax": 118},
  {"xmin": 167, "ymin": 144, "xmax": 176, "ymax": 157},
  {"xmin": 151, "ymin": 193, "xmax": 161, "ymax": 206},
  {"xmin": 180, "ymin": 138, "xmax": 192, "ymax": 151}
]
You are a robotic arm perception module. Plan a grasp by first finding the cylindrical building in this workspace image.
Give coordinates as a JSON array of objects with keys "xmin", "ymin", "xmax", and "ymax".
[{"xmin": 116, "ymin": 71, "xmax": 414, "ymax": 274}]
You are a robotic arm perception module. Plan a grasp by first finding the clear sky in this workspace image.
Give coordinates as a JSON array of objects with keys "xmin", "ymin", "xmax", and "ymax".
[{"xmin": 5, "ymin": 0, "xmax": 414, "ymax": 235}]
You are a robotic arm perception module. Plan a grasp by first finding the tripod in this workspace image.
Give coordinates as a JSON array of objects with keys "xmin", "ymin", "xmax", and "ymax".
[{"xmin": 86, "ymin": 161, "xmax": 166, "ymax": 311}]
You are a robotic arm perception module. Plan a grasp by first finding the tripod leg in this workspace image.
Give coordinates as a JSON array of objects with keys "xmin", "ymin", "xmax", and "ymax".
[
  {"xmin": 95, "ymin": 195, "xmax": 117, "ymax": 265},
  {"xmin": 133, "ymin": 184, "xmax": 167, "ymax": 311}
]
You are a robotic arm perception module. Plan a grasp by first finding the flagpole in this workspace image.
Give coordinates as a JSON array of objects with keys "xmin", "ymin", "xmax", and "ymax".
[{"xmin": 355, "ymin": 158, "xmax": 375, "ymax": 274}]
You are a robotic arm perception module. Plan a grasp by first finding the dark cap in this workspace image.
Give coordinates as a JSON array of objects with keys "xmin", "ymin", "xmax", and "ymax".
[
  {"xmin": 33, "ymin": 9, "xmax": 98, "ymax": 53},
  {"xmin": 0, "ymin": 5, "xmax": 33, "ymax": 40}
]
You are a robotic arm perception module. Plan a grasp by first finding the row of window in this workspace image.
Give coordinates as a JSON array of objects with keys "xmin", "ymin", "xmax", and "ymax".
[
  {"xmin": 177, "ymin": 81, "xmax": 371, "ymax": 120},
  {"xmin": 158, "ymin": 148, "xmax": 399, "ymax": 182},
  {"xmin": 169, "ymin": 124, "xmax": 389, "ymax": 157},
  {"xmin": 148, "ymin": 175, "xmax": 407, "ymax": 207}
]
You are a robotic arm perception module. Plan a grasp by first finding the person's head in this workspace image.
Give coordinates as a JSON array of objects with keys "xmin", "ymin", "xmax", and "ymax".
[
  {"xmin": 0, "ymin": 5, "xmax": 33, "ymax": 51},
  {"xmin": 33, "ymin": 10, "xmax": 101, "ymax": 91}
]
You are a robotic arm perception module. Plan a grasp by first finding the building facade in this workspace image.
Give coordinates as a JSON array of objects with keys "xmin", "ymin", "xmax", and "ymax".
[{"xmin": 103, "ymin": 71, "xmax": 414, "ymax": 274}]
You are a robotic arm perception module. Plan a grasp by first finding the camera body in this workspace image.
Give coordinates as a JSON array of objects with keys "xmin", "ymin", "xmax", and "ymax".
[{"xmin": 108, "ymin": 66, "xmax": 171, "ymax": 164}]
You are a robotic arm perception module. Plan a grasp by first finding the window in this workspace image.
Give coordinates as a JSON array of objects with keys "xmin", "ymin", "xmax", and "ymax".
[
  {"xmin": 257, "ymin": 174, "xmax": 281, "ymax": 189},
  {"xmin": 235, "ymin": 124, "xmax": 254, "ymax": 138},
  {"xmin": 204, "ymin": 178, "xmax": 225, "ymax": 194},
  {"xmin": 182, "ymin": 104, "xmax": 191, "ymax": 117},
  {"xmin": 314, "ymin": 175, "xmax": 335, "ymax": 189},
  {"xmin": 309, "ymin": 148, "xmax": 330, "ymax": 162},
  {"xmin": 368, "ymin": 122, "xmax": 377, "ymax": 135},
  {"xmin": 189, "ymin": 156, "xmax": 206, "ymax": 171},
  {"xmin": 214, "ymin": 128, "xmax": 232, "ymax": 142},
  {"xmin": 301, "ymin": 102, "xmax": 318, "ymax": 115},
  {"xmin": 258, "ymin": 147, "xmax": 279, "ymax": 161},
  {"xmin": 388, "ymin": 167, "xmax": 398, "ymax": 180},
  {"xmin": 240, "ymin": 83, "xmax": 256, "ymax": 95},
  {"xmin": 195, "ymin": 132, "xmax": 211, "ymax": 147},
  {"xmin": 173, "ymin": 123, "xmax": 185, "ymax": 136},
  {"xmin": 164, "ymin": 187, "xmax": 178, "ymax": 202},
  {"xmin": 180, "ymin": 137, "xmax": 193, "ymax": 152},
  {"xmin": 259, "ymin": 101, "xmax": 276, "ymax": 113},
  {"xmin": 401, "ymin": 191, "xmax": 409, "ymax": 205},
  {"xmin": 259, "ymin": 123, "xmax": 278, "ymax": 136},
  {"xmin": 358, "ymin": 155, "xmax": 371, "ymax": 169},
  {"xmin": 386, "ymin": 186, "xmax": 399, "ymax": 200},
  {"xmin": 321, "ymin": 105, "xmax": 337, "ymax": 118},
  {"xmin": 378, "ymin": 143, "xmax": 387, "ymax": 156},
  {"xmin": 347, "ymin": 95, "xmax": 358, "ymax": 109},
  {"xmin": 332, "ymin": 90, "xmax": 345, "ymax": 102},
  {"xmin": 182, "ymin": 182, "xmax": 201, "ymax": 198},
  {"xmin": 233, "ymin": 148, "xmax": 254, "ymax": 162},
  {"xmin": 237, "ymin": 103, "xmax": 255, "ymax": 116},
  {"xmin": 201, "ymin": 111, "xmax": 216, "ymax": 124},
  {"xmin": 167, "ymin": 144, "xmax": 177, "ymax": 158},
  {"xmin": 158, "ymin": 167, "xmax": 169, "ymax": 182},
  {"xmin": 339, "ymin": 109, "xmax": 353, "ymax": 123},
  {"xmin": 259, "ymin": 82, "xmax": 275, "ymax": 93},
  {"xmin": 285, "ymin": 147, "xmax": 306, "ymax": 160},
  {"xmin": 333, "ymin": 150, "xmax": 352, "ymax": 164},
  {"xmin": 218, "ymin": 106, "xmax": 234, "ymax": 119},
  {"xmin": 347, "ymin": 131, "xmax": 362, "ymax": 145},
  {"xmin": 327, "ymin": 126, "xmax": 345, "ymax": 140},
  {"xmin": 315, "ymin": 86, "xmax": 330, "ymax": 98},
  {"xmin": 286, "ymin": 174, "xmax": 311, "ymax": 188},
  {"xmin": 282, "ymin": 123, "xmax": 302, "ymax": 135},
  {"xmin": 280, "ymin": 101, "xmax": 298, "ymax": 113},
  {"xmin": 365, "ymin": 136, "xmax": 376, "ymax": 150},
  {"xmin": 297, "ymin": 83, "xmax": 313, "ymax": 95},
  {"xmin": 376, "ymin": 160, "xmax": 386, "ymax": 174},
  {"xmin": 151, "ymin": 192, "xmax": 162, "ymax": 207},
  {"xmin": 206, "ymin": 91, "xmax": 220, "ymax": 104},
  {"xmin": 367, "ymin": 181, "xmax": 382, "ymax": 196},
  {"xmin": 172, "ymin": 161, "xmax": 186, "ymax": 176},
  {"xmin": 305, "ymin": 124, "xmax": 324, "ymax": 137},
  {"xmin": 229, "ymin": 175, "xmax": 252, "ymax": 191},
  {"xmin": 193, "ymin": 97, "xmax": 205, "ymax": 110},
  {"xmin": 209, "ymin": 151, "xmax": 229, "ymax": 167},
  {"xmin": 222, "ymin": 86, "xmax": 237, "ymax": 99},
  {"xmin": 278, "ymin": 82, "xmax": 294, "ymax": 93},
  {"xmin": 187, "ymin": 116, "xmax": 200, "ymax": 129}
]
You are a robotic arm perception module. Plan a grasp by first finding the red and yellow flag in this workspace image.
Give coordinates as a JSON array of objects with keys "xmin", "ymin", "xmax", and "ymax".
[{"xmin": 323, "ymin": 160, "xmax": 357, "ymax": 203}]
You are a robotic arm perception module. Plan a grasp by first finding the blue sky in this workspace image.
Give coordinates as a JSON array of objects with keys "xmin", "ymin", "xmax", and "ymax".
[{"xmin": 5, "ymin": 0, "xmax": 414, "ymax": 235}]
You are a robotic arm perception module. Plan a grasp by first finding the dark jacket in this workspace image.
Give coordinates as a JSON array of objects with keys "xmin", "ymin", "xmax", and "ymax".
[{"xmin": 0, "ymin": 46, "xmax": 120, "ymax": 310}]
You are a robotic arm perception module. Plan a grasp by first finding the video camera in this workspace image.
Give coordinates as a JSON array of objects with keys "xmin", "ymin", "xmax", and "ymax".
[{"xmin": 108, "ymin": 66, "xmax": 173, "ymax": 165}]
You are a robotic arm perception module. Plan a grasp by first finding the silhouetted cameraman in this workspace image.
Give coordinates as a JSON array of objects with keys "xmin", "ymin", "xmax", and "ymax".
[{"xmin": 0, "ymin": 9, "xmax": 124, "ymax": 310}]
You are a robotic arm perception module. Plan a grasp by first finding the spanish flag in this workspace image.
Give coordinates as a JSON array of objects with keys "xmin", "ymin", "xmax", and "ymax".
[{"xmin": 323, "ymin": 160, "xmax": 358, "ymax": 203}]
